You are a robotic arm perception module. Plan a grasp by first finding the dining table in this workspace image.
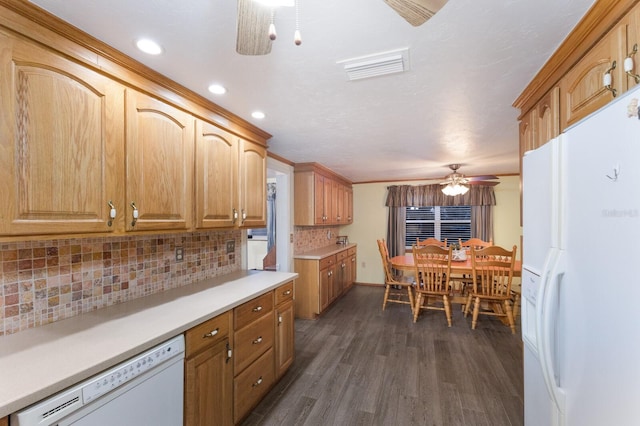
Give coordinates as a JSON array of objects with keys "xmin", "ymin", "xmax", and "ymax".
[
  {"xmin": 389, "ymin": 253, "xmax": 522, "ymax": 311},
  {"xmin": 389, "ymin": 254, "xmax": 522, "ymax": 277}
]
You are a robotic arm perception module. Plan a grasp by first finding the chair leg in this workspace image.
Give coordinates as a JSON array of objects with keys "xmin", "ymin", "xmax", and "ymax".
[
  {"xmin": 512, "ymin": 292, "xmax": 521, "ymax": 319},
  {"xmin": 407, "ymin": 286, "xmax": 415, "ymax": 316},
  {"xmin": 382, "ymin": 284, "xmax": 391, "ymax": 311},
  {"xmin": 413, "ymin": 293, "xmax": 423, "ymax": 323},
  {"xmin": 471, "ymin": 297, "xmax": 481, "ymax": 329},
  {"xmin": 464, "ymin": 293, "xmax": 473, "ymax": 317},
  {"xmin": 443, "ymin": 294, "xmax": 452, "ymax": 327},
  {"xmin": 504, "ymin": 300, "xmax": 516, "ymax": 334}
]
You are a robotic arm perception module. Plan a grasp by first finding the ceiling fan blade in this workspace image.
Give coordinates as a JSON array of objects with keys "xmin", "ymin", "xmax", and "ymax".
[
  {"xmin": 467, "ymin": 175, "xmax": 499, "ymax": 181},
  {"xmin": 383, "ymin": 0, "xmax": 449, "ymax": 27},
  {"xmin": 236, "ymin": 0, "xmax": 272, "ymax": 55},
  {"xmin": 467, "ymin": 181, "xmax": 500, "ymax": 186}
]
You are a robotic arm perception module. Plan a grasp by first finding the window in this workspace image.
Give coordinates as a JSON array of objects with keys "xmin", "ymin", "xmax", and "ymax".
[{"xmin": 405, "ymin": 206, "xmax": 471, "ymax": 248}]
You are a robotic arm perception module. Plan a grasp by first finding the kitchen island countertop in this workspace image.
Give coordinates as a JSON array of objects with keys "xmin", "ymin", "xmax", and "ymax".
[{"xmin": 0, "ymin": 270, "xmax": 297, "ymax": 418}]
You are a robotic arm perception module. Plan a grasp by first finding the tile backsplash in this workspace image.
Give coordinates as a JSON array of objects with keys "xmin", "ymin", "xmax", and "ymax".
[
  {"xmin": 0, "ymin": 230, "xmax": 241, "ymax": 336},
  {"xmin": 294, "ymin": 226, "xmax": 341, "ymax": 253}
]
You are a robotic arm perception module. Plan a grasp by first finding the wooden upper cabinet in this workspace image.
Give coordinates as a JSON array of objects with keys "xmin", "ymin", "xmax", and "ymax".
[
  {"xmin": 623, "ymin": 1, "xmax": 640, "ymax": 90},
  {"xmin": 238, "ymin": 139, "xmax": 267, "ymax": 228},
  {"xmin": 195, "ymin": 120, "xmax": 239, "ymax": 229},
  {"xmin": 0, "ymin": 34, "xmax": 124, "ymax": 236},
  {"xmin": 536, "ymin": 86, "xmax": 560, "ymax": 146},
  {"xmin": 314, "ymin": 173, "xmax": 326, "ymax": 224},
  {"xmin": 125, "ymin": 89, "xmax": 194, "ymax": 231},
  {"xmin": 560, "ymin": 25, "xmax": 626, "ymax": 129},
  {"xmin": 294, "ymin": 163, "xmax": 353, "ymax": 226}
]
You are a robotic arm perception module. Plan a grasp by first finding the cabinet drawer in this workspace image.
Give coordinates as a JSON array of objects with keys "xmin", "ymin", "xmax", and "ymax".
[
  {"xmin": 234, "ymin": 292, "xmax": 273, "ymax": 330},
  {"xmin": 319, "ymin": 255, "xmax": 336, "ymax": 270},
  {"xmin": 336, "ymin": 250, "xmax": 349, "ymax": 261},
  {"xmin": 348, "ymin": 247, "xmax": 357, "ymax": 256},
  {"xmin": 234, "ymin": 313, "xmax": 274, "ymax": 373},
  {"xmin": 275, "ymin": 281, "xmax": 294, "ymax": 305},
  {"xmin": 185, "ymin": 311, "xmax": 231, "ymax": 357},
  {"xmin": 234, "ymin": 348, "xmax": 275, "ymax": 424}
]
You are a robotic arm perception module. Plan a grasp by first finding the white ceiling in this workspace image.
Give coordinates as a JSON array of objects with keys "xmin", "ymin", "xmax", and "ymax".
[{"xmin": 30, "ymin": 0, "xmax": 596, "ymax": 183}]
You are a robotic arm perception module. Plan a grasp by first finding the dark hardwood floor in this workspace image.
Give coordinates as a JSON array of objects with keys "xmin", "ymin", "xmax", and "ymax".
[{"xmin": 243, "ymin": 285, "xmax": 524, "ymax": 426}]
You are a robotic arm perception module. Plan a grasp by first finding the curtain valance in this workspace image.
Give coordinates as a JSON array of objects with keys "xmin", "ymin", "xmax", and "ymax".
[{"xmin": 385, "ymin": 184, "xmax": 496, "ymax": 207}]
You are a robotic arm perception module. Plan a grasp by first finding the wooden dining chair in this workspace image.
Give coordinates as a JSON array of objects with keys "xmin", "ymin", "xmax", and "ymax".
[
  {"xmin": 377, "ymin": 239, "xmax": 415, "ymax": 315},
  {"xmin": 464, "ymin": 245, "xmax": 518, "ymax": 334},
  {"xmin": 412, "ymin": 244, "xmax": 453, "ymax": 326},
  {"xmin": 454, "ymin": 238, "xmax": 494, "ymax": 309},
  {"xmin": 416, "ymin": 237, "xmax": 447, "ymax": 248}
]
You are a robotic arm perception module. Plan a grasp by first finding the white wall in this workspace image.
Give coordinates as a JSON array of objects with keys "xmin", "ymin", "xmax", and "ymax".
[{"xmin": 341, "ymin": 175, "xmax": 522, "ymax": 285}]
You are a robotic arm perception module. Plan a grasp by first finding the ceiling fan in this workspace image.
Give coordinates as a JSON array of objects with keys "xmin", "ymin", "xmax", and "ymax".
[
  {"xmin": 236, "ymin": 0, "xmax": 449, "ymax": 56},
  {"xmin": 440, "ymin": 164, "xmax": 499, "ymax": 196}
]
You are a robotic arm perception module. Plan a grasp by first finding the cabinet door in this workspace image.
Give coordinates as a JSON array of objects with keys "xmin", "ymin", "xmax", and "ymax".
[
  {"xmin": 349, "ymin": 253, "xmax": 357, "ymax": 286},
  {"xmin": 275, "ymin": 299, "xmax": 295, "ymax": 379},
  {"xmin": 323, "ymin": 177, "xmax": 334, "ymax": 224},
  {"xmin": 195, "ymin": 120, "xmax": 238, "ymax": 228},
  {"xmin": 184, "ymin": 338, "xmax": 233, "ymax": 426},
  {"xmin": 313, "ymin": 173, "xmax": 326, "ymax": 224},
  {"xmin": 125, "ymin": 89, "xmax": 194, "ymax": 231},
  {"xmin": 345, "ymin": 186, "xmax": 353, "ymax": 224},
  {"xmin": 0, "ymin": 34, "xmax": 124, "ymax": 235},
  {"xmin": 624, "ymin": 1, "xmax": 640, "ymax": 90},
  {"xmin": 560, "ymin": 25, "xmax": 626, "ymax": 129},
  {"xmin": 320, "ymin": 266, "xmax": 331, "ymax": 311},
  {"xmin": 536, "ymin": 86, "xmax": 560, "ymax": 148},
  {"xmin": 238, "ymin": 139, "xmax": 266, "ymax": 228}
]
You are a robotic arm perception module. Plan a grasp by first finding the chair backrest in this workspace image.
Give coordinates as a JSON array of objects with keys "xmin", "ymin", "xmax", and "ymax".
[
  {"xmin": 377, "ymin": 239, "xmax": 395, "ymax": 284},
  {"xmin": 416, "ymin": 237, "xmax": 447, "ymax": 248},
  {"xmin": 412, "ymin": 244, "xmax": 452, "ymax": 293},
  {"xmin": 459, "ymin": 238, "xmax": 492, "ymax": 250},
  {"xmin": 470, "ymin": 245, "xmax": 517, "ymax": 298}
]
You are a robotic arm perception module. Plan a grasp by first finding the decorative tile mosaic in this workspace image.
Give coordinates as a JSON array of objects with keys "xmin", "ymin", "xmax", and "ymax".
[
  {"xmin": 0, "ymin": 231, "xmax": 241, "ymax": 336},
  {"xmin": 293, "ymin": 226, "xmax": 341, "ymax": 253}
]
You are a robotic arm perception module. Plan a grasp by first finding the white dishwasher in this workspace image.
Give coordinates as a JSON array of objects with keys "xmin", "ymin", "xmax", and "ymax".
[{"xmin": 11, "ymin": 335, "xmax": 185, "ymax": 426}]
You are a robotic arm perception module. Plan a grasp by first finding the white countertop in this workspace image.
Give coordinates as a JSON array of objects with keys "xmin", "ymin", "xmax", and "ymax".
[
  {"xmin": 0, "ymin": 270, "xmax": 298, "ymax": 418},
  {"xmin": 293, "ymin": 243, "xmax": 357, "ymax": 260}
]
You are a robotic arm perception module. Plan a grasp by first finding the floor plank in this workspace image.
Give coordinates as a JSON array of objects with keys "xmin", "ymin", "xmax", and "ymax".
[{"xmin": 243, "ymin": 285, "xmax": 524, "ymax": 426}]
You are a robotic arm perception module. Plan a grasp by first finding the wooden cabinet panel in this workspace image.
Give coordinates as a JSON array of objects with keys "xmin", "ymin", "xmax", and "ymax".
[
  {"xmin": 0, "ymin": 34, "xmax": 124, "ymax": 236},
  {"xmin": 274, "ymin": 281, "xmax": 294, "ymax": 305},
  {"xmin": 239, "ymin": 139, "xmax": 267, "ymax": 228},
  {"xmin": 275, "ymin": 298, "xmax": 294, "ymax": 379},
  {"xmin": 560, "ymin": 25, "xmax": 626, "ymax": 129},
  {"xmin": 233, "ymin": 348, "xmax": 275, "ymax": 423},
  {"xmin": 313, "ymin": 173, "xmax": 326, "ymax": 224},
  {"xmin": 195, "ymin": 120, "xmax": 238, "ymax": 228},
  {"xmin": 234, "ymin": 313, "xmax": 274, "ymax": 373},
  {"xmin": 125, "ymin": 89, "xmax": 194, "ymax": 231},
  {"xmin": 234, "ymin": 292, "xmax": 273, "ymax": 330},
  {"xmin": 345, "ymin": 186, "xmax": 354, "ymax": 224},
  {"xmin": 294, "ymin": 164, "xmax": 353, "ymax": 226},
  {"xmin": 184, "ymin": 338, "xmax": 233, "ymax": 426},
  {"xmin": 623, "ymin": 1, "xmax": 640, "ymax": 90},
  {"xmin": 536, "ymin": 86, "xmax": 560, "ymax": 147},
  {"xmin": 185, "ymin": 311, "xmax": 231, "ymax": 356}
]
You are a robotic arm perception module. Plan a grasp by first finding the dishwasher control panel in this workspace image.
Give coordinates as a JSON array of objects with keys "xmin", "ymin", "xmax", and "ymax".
[{"xmin": 82, "ymin": 336, "xmax": 185, "ymax": 403}]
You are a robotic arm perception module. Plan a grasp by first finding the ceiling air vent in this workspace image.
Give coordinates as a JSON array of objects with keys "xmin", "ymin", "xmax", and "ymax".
[{"xmin": 337, "ymin": 47, "xmax": 410, "ymax": 81}]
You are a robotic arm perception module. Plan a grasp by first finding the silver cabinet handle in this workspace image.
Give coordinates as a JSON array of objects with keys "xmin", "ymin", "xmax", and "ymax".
[
  {"xmin": 283, "ymin": 289, "xmax": 292, "ymax": 296},
  {"xmin": 252, "ymin": 306, "xmax": 263, "ymax": 312},
  {"xmin": 252, "ymin": 336, "xmax": 263, "ymax": 345},
  {"xmin": 252, "ymin": 377, "xmax": 263, "ymax": 387},
  {"xmin": 203, "ymin": 328, "xmax": 219, "ymax": 338}
]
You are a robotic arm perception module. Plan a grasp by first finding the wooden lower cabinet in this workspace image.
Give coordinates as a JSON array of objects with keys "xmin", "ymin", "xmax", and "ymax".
[
  {"xmin": 294, "ymin": 246, "xmax": 357, "ymax": 319},
  {"xmin": 184, "ymin": 284, "xmax": 295, "ymax": 425},
  {"xmin": 275, "ymin": 282, "xmax": 295, "ymax": 379},
  {"xmin": 0, "ymin": 416, "xmax": 7, "ymax": 426},
  {"xmin": 233, "ymin": 292, "xmax": 275, "ymax": 423},
  {"xmin": 184, "ymin": 312, "xmax": 233, "ymax": 426}
]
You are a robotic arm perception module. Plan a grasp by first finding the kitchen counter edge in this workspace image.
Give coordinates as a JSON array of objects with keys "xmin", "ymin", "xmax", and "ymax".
[
  {"xmin": 293, "ymin": 243, "xmax": 357, "ymax": 260},
  {"xmin": 0, "ymin": 270, "xmax": 298, "ymax": 418}
]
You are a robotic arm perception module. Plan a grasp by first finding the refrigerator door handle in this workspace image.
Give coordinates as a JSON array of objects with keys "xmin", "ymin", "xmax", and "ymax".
[{"xmin": 536, "ymin": 248, "xmax": 567, "ymax": 422}]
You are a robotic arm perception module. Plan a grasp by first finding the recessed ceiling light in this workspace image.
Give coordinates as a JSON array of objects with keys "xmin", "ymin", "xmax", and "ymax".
[
  {"xmin": 252, "ymin": 111, "xmax": 266, "ymax": 119},
  {"xmin": 136, "ymin": 38, "xmax": 162, "ymax": 55},
  {"xmin": 208, "ymin": 84, "xmax": 227, "ymax": 95}
]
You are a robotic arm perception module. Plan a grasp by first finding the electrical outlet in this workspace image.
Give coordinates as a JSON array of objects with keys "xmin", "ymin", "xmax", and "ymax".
[
  {"xmin": 226, "ymin": 240, "xmax": 235, "ymax": 254},
  {"xmin": 175, "ymin": 246, "xmax": 184, "ymax": 262}
]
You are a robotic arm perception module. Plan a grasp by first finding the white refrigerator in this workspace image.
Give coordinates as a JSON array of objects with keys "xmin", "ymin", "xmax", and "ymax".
[{"xmin": 522, "ymin": 83, "xmax": 640, "ymax": 426}]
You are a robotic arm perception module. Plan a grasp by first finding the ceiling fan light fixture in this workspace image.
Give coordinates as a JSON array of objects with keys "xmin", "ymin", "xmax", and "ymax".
[{"xmin": 442, "ymin": 183, "xmax": 469, "ymax": 196}]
